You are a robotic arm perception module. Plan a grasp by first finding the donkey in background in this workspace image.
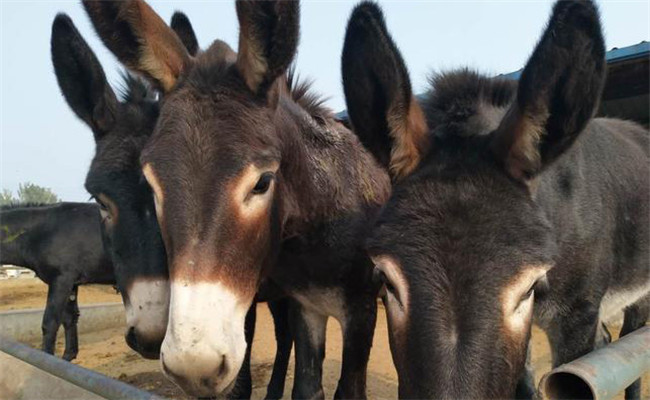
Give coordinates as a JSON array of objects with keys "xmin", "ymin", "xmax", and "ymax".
[
  {"xmin": 0, "ymin": 202, "xmax": 113, "ymax": 360},
  {"xmin": 342, "ymin": 0, "xmax": 648, "ymax": 398},
  {"xmin": 83, "ymin": 0, "xmax": 390, "ymax": 398}
]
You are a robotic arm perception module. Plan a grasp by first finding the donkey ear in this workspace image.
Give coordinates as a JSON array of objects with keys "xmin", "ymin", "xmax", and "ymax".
[
  {"xmin": 82, "ymin": 0, "xmax": 191, "ymax": 92},
  {"xmin": 51, "ymin": 13, "xmax": 117, "ymax": 140},
  {"xmin": 342, "ymin": 2, "xmax": 429, "ymax": 182},
  {"xmin": 171, "ymin": 12, "xmax": 199, "ymax": 57},
  {"xmin": 235, "ymin": 0, "xmax": 300, "ymax": 99},
  {"xmin": 491, "ymin": 0, "xmax": 606, "ymax": 182}
]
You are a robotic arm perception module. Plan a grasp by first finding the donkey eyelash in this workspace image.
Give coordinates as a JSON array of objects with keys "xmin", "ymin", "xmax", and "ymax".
[{"xmin": 520, "ymin": 285, "xmax": 536, "ymax": 303}]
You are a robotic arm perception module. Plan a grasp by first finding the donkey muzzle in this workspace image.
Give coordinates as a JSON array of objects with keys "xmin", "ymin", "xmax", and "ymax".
[{"xmin": 160, "ymin": 281, "xmax": 249, "ymax": 396}]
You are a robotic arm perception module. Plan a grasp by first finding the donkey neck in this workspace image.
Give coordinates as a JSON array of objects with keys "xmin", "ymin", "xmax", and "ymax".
[
  {"xmin": 0, "ymin": 208, "xmax": 43, "ymax": 267},
  {"xmin": 275, "ymin": 96, "xmax": 390, "ymax": 237}
]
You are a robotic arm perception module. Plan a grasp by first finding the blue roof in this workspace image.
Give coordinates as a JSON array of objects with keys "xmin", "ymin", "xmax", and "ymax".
[
  {"xmin": 336, "ymin": 41, "xmax": 649, "ymax": 120},
  {"xmin": 499, "ymin": 41, "xmax": 649, "ymax": 80}
]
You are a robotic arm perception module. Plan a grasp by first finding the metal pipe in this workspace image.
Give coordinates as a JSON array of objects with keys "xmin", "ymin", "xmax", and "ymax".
[
  {"xmin": 0, "ymin": 335, "xmax": 166, "ymax": 400},
  {"xmin": 539, "ymin": 326, "xmax": 650, "ymax": 400}
]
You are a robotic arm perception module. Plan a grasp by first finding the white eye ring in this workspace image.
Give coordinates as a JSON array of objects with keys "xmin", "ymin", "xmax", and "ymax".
[
  {"xmin": 152, "ymin": 191, "xmax": 162, "ymax": 216},
  {"xmin": 372, "ymin": 256, "xmax": 409, "ymax": 311}
]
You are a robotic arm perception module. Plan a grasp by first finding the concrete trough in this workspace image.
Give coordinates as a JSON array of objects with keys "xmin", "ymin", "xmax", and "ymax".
[
  {"xmin": 0, "ymin": 336, "xmax": 164, "ymax": 400},
  {"xmin": 0, "ymin": 303, "xmax": 159, "ymax": 399},
  {"xmin": 0, "ymin": 303, "xmax": 124, "ymax": 342}
]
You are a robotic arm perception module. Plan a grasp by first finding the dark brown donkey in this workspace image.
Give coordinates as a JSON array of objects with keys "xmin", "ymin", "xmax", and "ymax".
[
  {"xmin": 83, "ymin": 0, "xmax": 389, "ymax": 398},
  {"xmin": 342, "ymin": 1, "xmax": 649, "ymax": 399},
  {"xmin": 52, "ymin": 12, "xmax": 293, "ymax": 399},
  {"xmin": 51, "ymin": 13, "xmax": 167, "ymax": 359}
]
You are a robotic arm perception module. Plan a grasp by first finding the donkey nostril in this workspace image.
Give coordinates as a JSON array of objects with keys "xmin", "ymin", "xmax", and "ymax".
[
  {"xmin": 200, "ymin": 376, "xmax": 212, "ymax": 389},
  {"xmin": 217, "ymin": 355, "xmax": 228, "ymax": 378},
  {"xmin": 198, "ymin": 357, "xmax": 227, "ymax": 391},
  {"xmin": 125, "ymin": 326, "xmax": 138, "ymax": 348}
]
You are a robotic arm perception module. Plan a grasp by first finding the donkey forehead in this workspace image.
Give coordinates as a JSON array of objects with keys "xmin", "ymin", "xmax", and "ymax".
[
  {"xmin": 141, "ymin": 123, "xmax": 280, "ymax": 174},
  {"xmin": 140, "ymin": 122, "xmax": 280, "ymax": 203},
  {"xmin": 163, "ymin": 92, "xmax": 269, "ymax": 128},
  {"xmin": 87, "ymin": 137, "xmax": 146, "ymax": 187},
  {"xmin": 142, "ymin": 100, "xmax": 281, "ymax": 177},
  {"xmin": 371, "ymin": 181, "xmax": 552, "ymax": 272}
]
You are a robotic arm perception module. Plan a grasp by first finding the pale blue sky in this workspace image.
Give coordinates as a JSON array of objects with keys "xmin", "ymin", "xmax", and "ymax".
[{"xmin": 1, "ymin": 1, "xmax": 648, "ymax": 201}]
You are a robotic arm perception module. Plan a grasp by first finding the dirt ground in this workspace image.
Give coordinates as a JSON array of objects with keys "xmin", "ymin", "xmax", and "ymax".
[
  {"xmin": 1, "ymin": 278, "xmax": 647, "ymax": 399},
  {"xmin": 0, "ymin": 278, "xmax": 121, "ymax": 311}
]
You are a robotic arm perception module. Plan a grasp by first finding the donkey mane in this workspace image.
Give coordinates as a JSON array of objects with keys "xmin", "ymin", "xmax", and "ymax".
[
  {"xmin": 117, "ymin": 71, "xmax": 156, "ymax": 105},
  {"xmin": 286, "ymin": 66, "xmax": 331, "ymax": 120},
  {"xmin": 422, "ymin": 69, "xmax": 517, "ymax": 138},
  {"xmin": 188, "ymin": 44, "xmax": 332, "ymax": 121}
]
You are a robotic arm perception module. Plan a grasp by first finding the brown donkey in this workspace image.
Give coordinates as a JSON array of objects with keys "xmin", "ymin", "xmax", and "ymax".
[
  {"xmin": 342, "ymin": 1, "xmax": 649, "ymax": 399},
  {"xmin": 83, "ymin": 0, "xmax": 390, "ymax": 398},
  {"xmin": 53, "ymin": 10, "xmax": 293, "ymax": 399}
]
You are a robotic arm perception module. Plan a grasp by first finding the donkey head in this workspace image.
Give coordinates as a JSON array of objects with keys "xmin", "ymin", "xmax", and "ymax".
[
  {"xmin": 51, "ymin": 12, "xmax": 199, "ymax": 359},
  {"xmin": 342, "ymin": 1, "xmax": 605, "ymax": 398},
  {"xmin": 83, "ymin": 0, "xmax": 299, "ymax": 395}
]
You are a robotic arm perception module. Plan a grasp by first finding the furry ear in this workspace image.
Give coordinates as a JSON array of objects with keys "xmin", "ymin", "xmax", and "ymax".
[
  {"xmin": 235, "ymin": 0, "xmax": 300, "ymax": 101},
  {"xmin": 171, "ymin": 12, "xmax": 199, "ymax": 56},
  {"xmin": 491, "ymin": 0, "xmax": 606, "ymax": 182},
  {"xmin": 341, "ymin": 2, "xmax": 429, "ymax": 181},
  {"xmin": 51, "ymin": 13, "xmax": 117, "ymax": 140},
  {"xmin": 82, "ymin": 0, "xmax": 191, "ymax": 92}
]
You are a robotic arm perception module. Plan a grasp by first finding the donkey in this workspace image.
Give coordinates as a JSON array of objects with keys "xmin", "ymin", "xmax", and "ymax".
[
  {"xmin": 51, "ymin": 14, "xmax": 168, "ymax": 359},
  {"xmin": 342, "ymin": 1, "xmax": 649, "ymax": 399},
  {"xmin": 52, "ymin": 12, "xmax": 293, "ymax": 399},
  {"xmin": 83, "ymin": 0, "xmax": 390, "ymax": 397},
  {"xmin": 0, "ymin": 202, "xmax": 113, "ymax": 360}
]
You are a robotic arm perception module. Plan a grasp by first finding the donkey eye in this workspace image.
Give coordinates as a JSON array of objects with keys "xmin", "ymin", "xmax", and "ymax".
[
  {"xmin": 520, "ymin": 285, "xmax": 535, "ymax": 303},
  {"xmin": 385, "ymin": 278, "xmax": 395, "ymax": 293},
  {"xmin": 93, "ymin": 195, "xmax": 114, "ymax": 224},
  {"xmin": 373, "ymin": 268, "xmax": 395, "ymax": 293},
  {"xmin": 93, "ymin": 196, "xmax": 108, "ymax": 211},
  {"xmin": 252, "ymin": 172, "xmax": 275, "ymax": 195},
  {"xmin": 372, "ymin": 267, "xmax": 383, "ymax": 287},
  {"xmin": 525, "ymin": 287, "xmax": 534, "ymax": 299}
]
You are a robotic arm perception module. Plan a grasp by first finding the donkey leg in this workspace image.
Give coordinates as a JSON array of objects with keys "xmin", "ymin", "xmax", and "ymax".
[
  {"xmin": 620, "ymin": 296, "xmax": 649, "ymax": 400},
  {"xmin": 334, "ymin": 297, "xmax": 376, "ymax": 400},
  {"xmin": 41, "ymin": 277, "xmax": 74, "ymax": 356},
  {"xmin": 291, "ymin": 304, "xmax": 326, "ymax": 400},
  {"xmin": 62, "ymin": 285, "xmax": 80, "ymax": 361},
  {"xmin": 265, "ymin": 298, "xmax": 293, "ymax": 400},
  {"xmin": 514, "ymin": 341, "xmax": 535, "ymax": 400},
  {"xmin": 229, "ymin": 303, "xmax": 257, "ymax": 400}
]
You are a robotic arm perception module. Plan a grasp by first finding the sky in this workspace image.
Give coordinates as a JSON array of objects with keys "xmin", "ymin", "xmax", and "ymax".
[{"xmin": 1, "ymin": 1, "xmax": 648, "ymax": 202}]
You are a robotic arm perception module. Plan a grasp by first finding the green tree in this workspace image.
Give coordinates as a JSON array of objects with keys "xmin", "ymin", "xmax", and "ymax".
[
  {"xmin": 0, "ymin": 189, "xmax": 15, "ymax": 206},
  {"xmin": 16, "ymin": 183, "xmax": 60, "ymax": 204}
]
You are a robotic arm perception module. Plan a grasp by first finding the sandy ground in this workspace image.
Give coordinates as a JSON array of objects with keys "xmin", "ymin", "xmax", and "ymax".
[
  {"xmin": 1, "ymin": 278, "xmax": 647, "ymax": 399},
  {"xmin": 0, "ymin": 278, "xmax": 121, "ymax": 311}
]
